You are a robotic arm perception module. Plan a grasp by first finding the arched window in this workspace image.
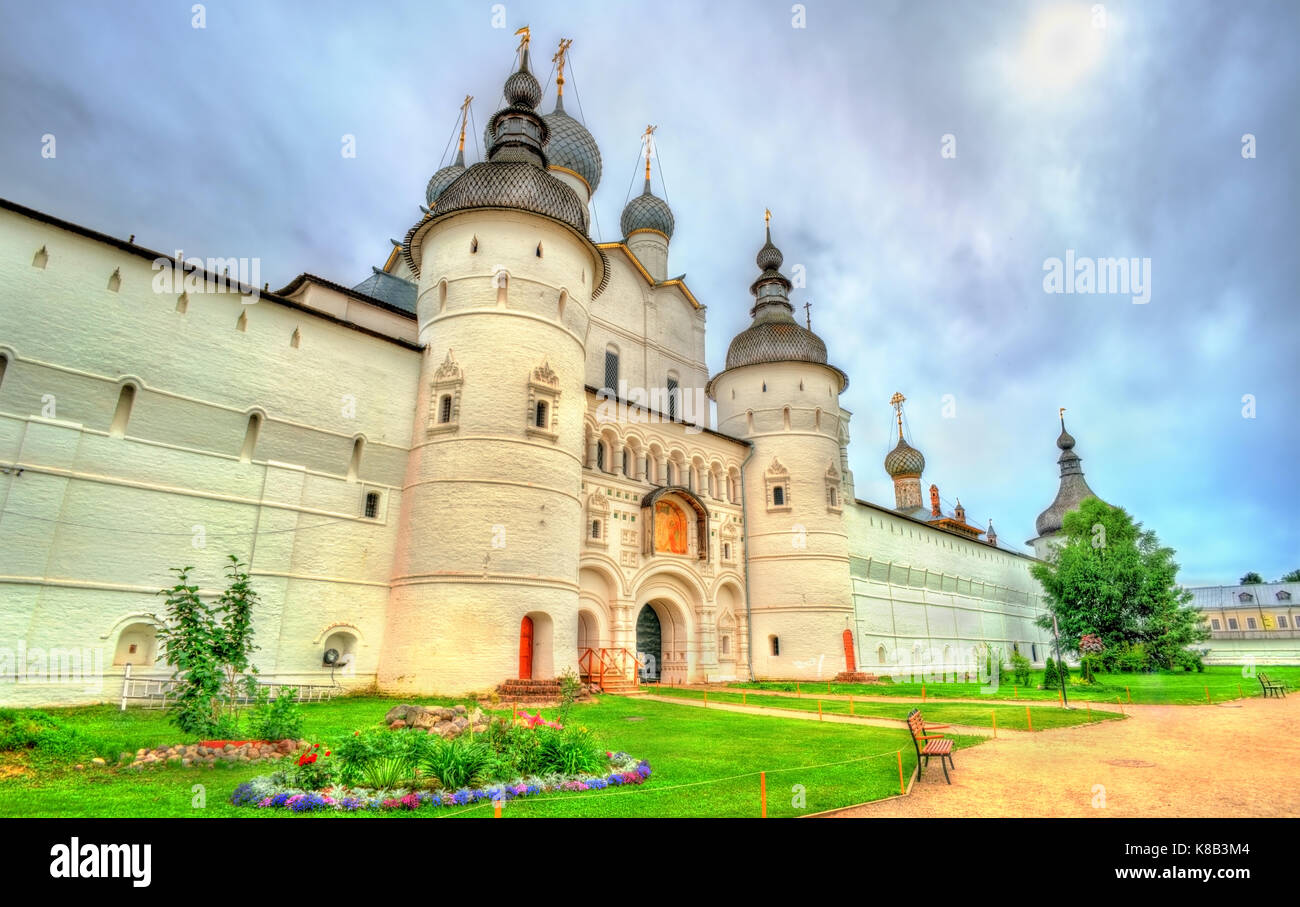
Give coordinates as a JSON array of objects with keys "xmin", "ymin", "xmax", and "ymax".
[
  {"xmin": 439, "ymin": 394, "xmax": 452, "ymax": 424},
  {"xmin": 109, "ymin": 384, "xmax": 136, "ymax": 438},
  {"xmin": 1031, "ymin": 644, "xmax": 1038, "ymax": 662},
  {"xmin": 536, "ymin": 242, "xmax": 543, "ymax": 257},
  {"xmin": 239, "ymin": 413, "xmax": 261, "ymax": 463},
  {"xmin": 535, "ymin": 400, "xmax": 549, "ymax": 429},
  {"xmin": 470, "ymin": 235, "xmax": 478, "ymax": 253},
  {"xmin": 591, "ymin": 520, "xmax": 601, "ymax": 539},
  {"xmin": 722, "ymin": 542, "xmax": 731, "ymax": 560},
  {"xmin": 0, "ymin": 353, "xmax": 8, "ymax": 392},
  {"xmin": 364, "ymin": 491, "xmax": 380, "ymax": 519},
  {"xmin": 347, "ymin": 437, "xmax": 365, "ymax": 482},
  {"xmin": 770, "ymin": 635, "xmax": 780, "ymax": 656},
  {"xmin": 290, "ymin": 328, "xmax": 301, "ymax": 348},
  {"xmin": 596, "ymin": 441, "xmax": 606, "ymax": 472},
  {"xmin": 666, "ymin": 374, "xmax": 680, "ymax": 421},
  {"xmin": 877, "ymin": 645, "xmax": 887, "ymax": 665},
  {"xmin": 772, "ymin": 486, "xmax": 784, "ymax": 506},
  {"xmin": 721, "ymin": 635, "xmax": 730, "ymax": 655}
]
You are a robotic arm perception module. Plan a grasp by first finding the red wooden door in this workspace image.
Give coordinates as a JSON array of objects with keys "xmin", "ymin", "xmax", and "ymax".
[
  {"xmin": 842, "ymin": 629, "xmax": 856, "ymax": 673},
  {"xmin": 519, "ymin": 616, "xmax": 534, "ymax": 679}
]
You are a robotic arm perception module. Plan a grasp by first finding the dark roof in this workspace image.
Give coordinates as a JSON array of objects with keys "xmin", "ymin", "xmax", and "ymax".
[
  {"xmin": 351, "ymin": 267, "xmax": 417, "ymax": 313},
  {"xmin": 276, "ymin": 272, "xmax": 417, "ymax": 321}
]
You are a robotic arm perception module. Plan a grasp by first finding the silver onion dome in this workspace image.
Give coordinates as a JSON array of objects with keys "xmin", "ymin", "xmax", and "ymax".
[
  {"xmin": 426, "ymin": 150, "xmax": 466, "ymax": 207},
  {"xmin": 621, "ymin": 179, "xmax": 675, "ymax": 239},
  {"xmin": 543, "ymin": 95, "xmax": 602, "ymax": 192}
]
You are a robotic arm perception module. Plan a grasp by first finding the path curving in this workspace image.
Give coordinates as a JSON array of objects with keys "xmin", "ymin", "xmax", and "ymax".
[{"xmin": 825, "ymin": 693, "xmax": 1300, "ymax": 818}]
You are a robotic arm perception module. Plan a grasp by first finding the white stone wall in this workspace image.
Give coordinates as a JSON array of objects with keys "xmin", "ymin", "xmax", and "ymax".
[
  {"xmin": 844, "ymin": 501, "xmax": 1054, "ymax": 675},
  {"xmin": 0, "ymin": 206, "xmax": 420, "ymax": 706}
]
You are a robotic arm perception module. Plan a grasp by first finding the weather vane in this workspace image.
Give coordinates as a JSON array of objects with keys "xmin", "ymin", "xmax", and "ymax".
[
  {"xmin": 642, "ymin": 124, "xmax": 658, "ymax": 180},
  {"xmin": 457, "ymin": 95, "xmax": 473, "ymax": 152},
  {"xmin": 891, "ymin": 392, "xmax": 907, "ymax": 440},
  {"xmin": 553, "ymin": 38, "xmax": 573, "ymax": 95},
  {"xmin": 515, "ymin": 25, "xmax": 530, "ymax": 51}
]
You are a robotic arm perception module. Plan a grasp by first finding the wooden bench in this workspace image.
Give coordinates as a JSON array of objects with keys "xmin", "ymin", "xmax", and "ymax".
[
  {"xmin": 1259, "ymin": 672, "xmax": 1288, "ymax": 698},
  {"xmin": 907, "ymin": 708, "xmax": 955, "ymax": 784}
]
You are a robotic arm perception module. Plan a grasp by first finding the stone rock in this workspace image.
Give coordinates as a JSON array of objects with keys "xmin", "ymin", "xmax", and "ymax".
[
  {"xmin": 390, "ymin": 719, "xmax": 407, "ymax": 730},
  {"xmin": 74, "ymin": 764, "xmax": 84, "ymax": 771},
  {"xmin": 182, "ymin": 758, "xmax": 192, "ymax": 767},
  {"xmin": 409, "ymin": 709, "xmax": 439, "ymax": 730},
  {"xmin": 167, "ymin": 755, "xmax": 181, "ymax": 765},
  {"xmin": 91, "ymin": 757, "xmax": 106, "ymax": 766},
  {"xmin": 223, "ymin": 744, "xmax": 236, "ymax": 752},
  {"xmin": 452, "ymin": 716, "xmax": 469, "ymax": 731},
  {"xmin": 453, "ymin": 705, "xmax": 467, "ymax": 716},
  {"xmin": 433, "ymin": 721, "xmax": 455, "ymax": 738},
  {"xmin": 384, "ymin": 704, "xmax": 412, "ymax": 724},
  {"xmin": 119, "ymin": 752, "xmax": 132, "ymax": 763}
]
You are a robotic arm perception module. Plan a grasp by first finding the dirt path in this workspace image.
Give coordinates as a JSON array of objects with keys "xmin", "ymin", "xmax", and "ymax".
[{"xmin": 827, "ymin": 693, "xmax": 1300, "ymax": 818}]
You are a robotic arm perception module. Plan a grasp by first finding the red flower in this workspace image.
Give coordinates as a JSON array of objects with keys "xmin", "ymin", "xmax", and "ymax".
[{"xmin": 324, "ymin": 751, "xmax": 331, "ymax": 756}]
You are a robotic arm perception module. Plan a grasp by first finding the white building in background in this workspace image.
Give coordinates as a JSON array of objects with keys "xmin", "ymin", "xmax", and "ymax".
[
  {"xmin": 1186, "ymin": 583, "xmax": 1300, "ymax": 665},
  {"xmin": 0, "ymin": 32, "xmax": 1069, "ymax": 706}
]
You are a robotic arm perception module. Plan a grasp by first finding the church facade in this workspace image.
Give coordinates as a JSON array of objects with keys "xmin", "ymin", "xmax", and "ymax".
[{"xmin": 0, "ymin": 35, "xmax": 1065, "ymax": 705}]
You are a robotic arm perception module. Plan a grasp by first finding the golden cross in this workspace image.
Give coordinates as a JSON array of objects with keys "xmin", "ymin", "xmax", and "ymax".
[
  {"xmin": 890, "ymin": 392, "xmax": 907, "ymax": 439},
  {"xmin": 643, "ymin": 124, "xmax": 658, "ymax": 180},
  {"xmin": 515, "ymin": 25, "xmax": 530, "ymax": 51},
  {"xmin": 804, "ymin": 300, "xmax": 812, "ymax": 330},
  {"xmin": 764, "ymin": 208, "xmax": 771, "ymax": 224},
  {"xmin": 553, "ymin": 38, "xmax": 573, "ymax": 94}
]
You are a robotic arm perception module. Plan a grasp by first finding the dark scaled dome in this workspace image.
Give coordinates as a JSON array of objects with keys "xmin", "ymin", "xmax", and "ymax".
[
  {"xmin": 885, "ymin": 439, "xmax": 926, "ymax": 477},
  {"xmin": 503, "ymin": 67, "xmax": 543, "ymax": 109},
  {"xmin": 425, "ymin": 152, "xmax": 466, "ymax": 207},
  {"xmin": 621, "ymin": 183, "xmax": 675, "ymax": 239},
  {"xmin": 432, "ymin": 161, "xmax": 589, "ymax": 234},
  {"xmin": 543, "ymin": 96, "xmax": 602, "ymax": 192},
  {"xmin": 1034, "ymin": 415, "xmax": 1103, "ymax": 536}
]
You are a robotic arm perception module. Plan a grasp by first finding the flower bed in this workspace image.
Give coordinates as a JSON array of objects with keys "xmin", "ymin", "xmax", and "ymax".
[{"xmin": 231, "ymin": 751, "xmax": 653, "ymax": 814}]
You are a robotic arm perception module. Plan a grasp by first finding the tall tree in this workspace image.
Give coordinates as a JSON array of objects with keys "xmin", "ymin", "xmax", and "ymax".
[
  {"xmin": 1239, "ymin": 571, "xmax": 1264, "ymax": 585},
  {"xmin": 1031, "ymin": 498, "xmax": 1208, "ymax": 669},
  {"xmin": 1278, "ymin": 569, "xmax": 1300, "ymax": 583}
]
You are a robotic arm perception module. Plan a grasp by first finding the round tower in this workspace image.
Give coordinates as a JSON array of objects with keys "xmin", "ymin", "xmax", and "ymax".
[
  {"xmin": 379, "ymin": 33, "xmax": 607, "ymax": 695},
  {"xmin": 620, "ymin": 126, "xmax": 674, "ymax": 280},
  {"xmin": 1028, "ymin": 409, "xmax": 1104, "ymax": 559},
  {"xmin": 707, "ymin": 213, "xmax": 854, "ymax": 680}
]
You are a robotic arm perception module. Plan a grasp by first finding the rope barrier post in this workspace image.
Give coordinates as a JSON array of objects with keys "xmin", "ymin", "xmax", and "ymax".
[
  {"xmin": 818, "ymin": 700, "xmax": 823, "ymax": 721},
  {"xmin": 796, "ymin": 681, "xmax": 800, "ymax": 697},
  {"xmin": 761, "ymin": 771, "xmax": 767, "ymax": 818},
  {"xmin": 703, "ymin": 690, "xmax": 708, "ymax": 708},
  {"xmin": 742, "ymin": 691, "xmax": 747, "ymax": 706},
  {"xmin": 512, "ymin": 702, "xmax": 517, "ymax": 720},
  {"xmin": 992, "ymin": 710, "xmax": 997, "ymax": 738},
  {"xmin": 1058, "ymin": 689, "xmax": 1063, "ymax": 707},
  {"xmin": 921, "ymin": 683, "xmax": 926, "ymax": 702},
  {"xmin": 494, "ymin": 800, "xmax": 502, "ymax": 818},
  {"xmin": 849, "ymin": 695, "xmax": 854, "ymax": 716},
  {"xmin": 1205, "ymin": 686, "xmax": 1211, "ymax": 705},
  {"xmin": 1126, "ymin": 686, "xmax": 1131, "ymax": 704},
  {"xmin": 1118, "ymin": 696, "xmax": 1124, "ymax": 715},
  {"xmin": 897, "ymin": 750, "xmax": 905, "ymax": 795},
  {"xmin": 1238, "ymin": 684, "xmax": 1243, "ymax": 699},
  {"xmin": 1025, "ymin": 706, "xmax": 1032, "ymax": 732}
]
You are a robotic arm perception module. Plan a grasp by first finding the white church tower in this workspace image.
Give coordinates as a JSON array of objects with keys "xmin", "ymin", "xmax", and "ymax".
[
  {"xmin": 708, "ymin": 214, "xmax": 855, "ymax": 679},
  {"xmin": 379, "ymin": 32, "xmax": 608, "ymax": 694}
]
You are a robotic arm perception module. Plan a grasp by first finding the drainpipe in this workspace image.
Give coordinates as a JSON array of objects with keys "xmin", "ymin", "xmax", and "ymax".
[{"xmin": 738, "ymin": 440, "xmax": 756, "ymax": 681}]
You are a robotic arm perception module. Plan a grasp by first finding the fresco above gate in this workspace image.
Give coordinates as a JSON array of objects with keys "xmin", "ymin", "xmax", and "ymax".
[{"xmin": 654, "ymin": 500, "xmax": 688, "ymax": 554}]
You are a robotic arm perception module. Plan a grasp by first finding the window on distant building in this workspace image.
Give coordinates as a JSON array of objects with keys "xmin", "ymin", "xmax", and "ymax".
[
  {"xmin": 1228, "ymin": 618, "xmax": 1239, "ymax": 630},
  {"xmin": 1239, "ymin": 592, "xmax": 1254, "ymax": 602},
  {"xmin": 535, "ymin": 400, "xmax": 548, "ymax": 429},
  {"xmin": 1278, "ymin": 591, "xmax": 1293, "ymax": 601},
  {"xmin": 1211, "ymin": 619, "xmax": 1222, "ymax": 630},
  {"xmin": 364, "ymin": 492, "xmax": 380, "ymax": 519},
  {"xmin": 439, "ymin": 395, "xmax": 452, "ymax": 423},
  {"xmin": 591, "ymin": 520, "xmax": 601, "ymax": 539},
  {"xmin": 772, "ymin": 486, "xmax": 784, "ymax": 506},
  {"xmin": 1246, "ymin": 617, "xmax": 1257, "ymax": 629},
  {"xmin": 1277, "ymin": 615, "xmax": 1289, "ymax": 629},
  {"xmin": 770, "ymin": 635, "xmax": 780, "ymax": 657},
  {"xmin": 666, "ymin": 375, "xmax": 679, "ymax": 421}
]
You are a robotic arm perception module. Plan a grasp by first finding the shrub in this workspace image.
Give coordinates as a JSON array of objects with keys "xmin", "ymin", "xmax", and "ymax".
[
  {"xmin": 289, "ymin": 744, "xmax": 336, "ymax": 790},
  {"xmin": 1009, "ymin": 652, "xmax": 1032, "ymax": 686},
  {"xmin": 419, "ymin": 736, "xmax": 494, "ymax": 791},
  {"xmin": 1043, "ymin": 657, "xmax": 1059, "ymax": 688},
  {"xmin": 1079, "ymin": 654, "xmax": 1096, "ymax": 683},
  {"xmin": 1057, "ymin": 658, "xmax": 1070, "ymax": 684},
  {"xmin": 359, "ymin": 755, "xmax": 415, "ymax": 790},
  {"xmin": 537, "ymin": 726, "xmax": 606, "ymax": 776},
  {"xmin": 335, "ymin": 728, "xmax": 427, "ymax": 786},
  {"xmin": 247, "ymin": 687, "xmax": 304, "ymax": 742},
  {"xmin": 1116, "ymin": 643, "xmax": 1148, "ymax": 673},
  {"xmin": 0, "ymin": 709, "xmax": 107, "ymax": 760},
  {"xmin": 557, "ymin": 668, "xmax": 583, "ymax": 725},
  {"xmin": 1173, "ymin": 649, "xmax": 1204, "ymax": 673}
]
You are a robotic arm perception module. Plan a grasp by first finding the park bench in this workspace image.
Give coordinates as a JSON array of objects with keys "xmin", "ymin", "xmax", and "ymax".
[
  {"xmin": 907, "ymin": 708, "xmax": 955, "ymax": 784},
  {"xmin": 1258, "ymin": 672, "xmax": 1288, "ymax": 698}
]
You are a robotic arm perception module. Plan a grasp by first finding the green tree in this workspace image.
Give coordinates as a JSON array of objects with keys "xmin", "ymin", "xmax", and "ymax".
[
  {"xmin": 1239, "ymin": 572, "xmax": 1264, "ymax": 585},
  {"xmin": 156, "ymin": 567, "xmax": 222, "ymax": 735},
  {"xmin": 1031, "ymin": 498, "xmax": 1208, "ymax": 670},
  {"xmin": 212, "ymin": 556, "xmax": 261, "ymax": 729},
  {"xmin": 1278, "ymin": 569, "xmax": 1300, "ymax": 583},
  {"xmin": 1043, "ymin": 657, "xmax": 1059, "ymax": 688}
]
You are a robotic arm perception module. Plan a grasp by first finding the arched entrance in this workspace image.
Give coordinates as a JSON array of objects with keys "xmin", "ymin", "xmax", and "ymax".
[
  {"xmin": 577, "ymin": 610, "xmax": 600, "ymax": 651},
  {"xmin": 635, "ymin": 605, "xmax": 661, "ymax": 682}
]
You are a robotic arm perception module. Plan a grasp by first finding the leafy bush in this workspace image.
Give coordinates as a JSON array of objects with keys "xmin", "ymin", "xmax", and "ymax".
[
  {"xmin": 247, "ymin": 687, "xmax": 304, "ymax": 742},
  {"xmin": 486, "ymin": 719, "xmax": 545, "ymax": 777},
  {"xmin": 1173, "ymin": 649, "xmax": 1204, "ymax": 673},
  {"xmin": 335, "ymin": 728, "xmax": 428, "ymax": 786},
  {"xmin": 1009, "ymin": 652, "xmax": 1032, "ymax": 686},
  {"xmin": 1042, "ymin": 657, "xmax": 1058, "ymax": 688},
  {"xmin": 359, "ymin": 755, "xmax": 415, "ymax": 790},
  {"xmin": 0, "ymin": 709, "xmax": 106, "ymax": 760},
  {"xmin": 1116, "ymin": 643, "xmax": 1149, "ymax": 673},
  {"xmin": 1079, "ymin": 654, "xmax": 1097, "ymax": 683},
  {"xmin": 537, "ymin": 726, "xmax": 606, "ymax": 775},
  {"xmin": 289, "ymin": 744, "xmax": 336, "ymax": 790},
  {"xmin": 419, "ymin": 736, "xmax": 494, "ymax": 790},
  {"xmin": 557, "ymin": 668, "xmax": 583, "ymax": 725}
]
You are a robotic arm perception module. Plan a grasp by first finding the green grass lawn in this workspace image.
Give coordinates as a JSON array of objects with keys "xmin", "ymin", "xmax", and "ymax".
[
  {"xmin": 728, "ymin": 664, "xmax": 1300, "ymax": 706},
  {"xmin": 648, "ymin": 685, "xmax": 1120, "ymax": 730},
  {"xmin": 0, "ymin": 695, "xmax": 977, "ymax": 818}
]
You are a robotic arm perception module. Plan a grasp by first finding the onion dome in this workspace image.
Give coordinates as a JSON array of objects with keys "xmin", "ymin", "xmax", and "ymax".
[
  {"xmin": 425, "ymin": 148, "xmax": 466, "ymax": 207},
  {"xmin": 885, "ymin": 439, "xmax": 926, "ymax": 477},
  {"xmin": 721, "ymin": 215, "xmax": 845, "ymax": 388},
  {"xmin": 544, "ymin": 95, "xmax": 602, "ymax": 193},
  {"xmin": 1034, "ymin": 412, "xmax": 1104, "ymax": 536},
  {"xmin": 621, "ymin": 179, "xmax": 674, "ymax": 239},
  {"xmin": 427, "ymin": 42, "xmax": 589, "ymax": 235}
]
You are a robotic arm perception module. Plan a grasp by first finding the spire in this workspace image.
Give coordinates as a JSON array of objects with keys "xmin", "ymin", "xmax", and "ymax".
[
  {"xmin": 486, "ymin": 29, "xmax": 549, "ymax": 167},
  {"xmin": 1034, "ymin": 408, "xmax": 1104, "ymax": 537},
  {"xmin": 750, "ymin": 208, "xmax": 794, "ymax": 315},
  {"xmin": 890, "ymin": 391, "xmax": 907, "ymax": 441},
  {"xmin": 642, "ymin": 124, "xmax": 657, "ymax": 190},
  {"xmin": 455, "ymin": 94, "xmax": 472, "ymax": 165}
]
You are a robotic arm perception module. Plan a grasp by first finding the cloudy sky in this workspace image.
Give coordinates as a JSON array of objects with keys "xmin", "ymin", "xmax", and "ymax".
[{"xmin": 2, "ymin": 0, "xmax": 1296, "ymax": 585}]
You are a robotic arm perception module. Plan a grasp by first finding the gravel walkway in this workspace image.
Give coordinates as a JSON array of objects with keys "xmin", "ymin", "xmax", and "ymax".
[{"xmin": 828, "ymin": 693, "xmax": 1300, "ymax": 817}]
